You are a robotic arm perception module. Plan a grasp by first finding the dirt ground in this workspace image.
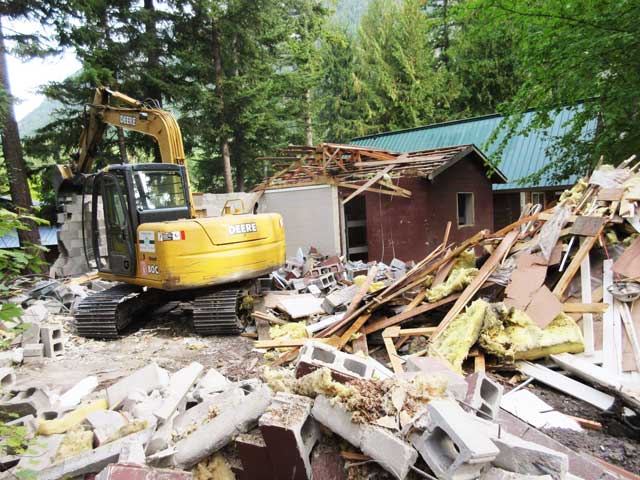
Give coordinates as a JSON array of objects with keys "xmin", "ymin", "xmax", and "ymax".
[
  {"xmin": 11, "ymin": 306, "xmax": 640, "ymax": 478},
  {"xmin": 494, "ymin": 372, "xmax": 640, "ymax": 475}
]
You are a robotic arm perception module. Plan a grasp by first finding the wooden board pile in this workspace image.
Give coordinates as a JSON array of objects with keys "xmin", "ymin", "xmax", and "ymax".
[{"xmin": 255, "ymin": 156, "xmax": 640, "ymax": 413}]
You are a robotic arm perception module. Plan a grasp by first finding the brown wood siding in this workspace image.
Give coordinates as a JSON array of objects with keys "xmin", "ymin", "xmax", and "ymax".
[
  {"xmin": 363, "ymin": 157, "xmax": 494, "ymax": 263},
  {"xmin": 493, "ymin": 192, "xmax": 521, "ymax": 230}
]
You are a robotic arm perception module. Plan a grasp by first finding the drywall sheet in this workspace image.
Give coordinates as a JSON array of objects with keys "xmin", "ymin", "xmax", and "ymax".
[{"xmin": 259, "ymin": 185, "xmax": 341, "ymax": 258}]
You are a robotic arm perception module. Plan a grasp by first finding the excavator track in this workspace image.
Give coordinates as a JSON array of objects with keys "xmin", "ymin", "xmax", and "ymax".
[
  {"xmin": 74, "ymin": 284, "xmax": 148, "ymax": 339},
  {"xmin": 192, "ymin": 288, "xmax": 243, "ymax": 336}
]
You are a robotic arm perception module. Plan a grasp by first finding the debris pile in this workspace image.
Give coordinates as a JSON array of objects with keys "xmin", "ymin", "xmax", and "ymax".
[{"xmin": 0, "ymin": 346, "xmax": 616, "ymax": 480}]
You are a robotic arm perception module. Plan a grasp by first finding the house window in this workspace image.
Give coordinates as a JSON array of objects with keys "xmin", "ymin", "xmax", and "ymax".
[
  {"xmin": 457, "ymin": 192, "xmax": 474, "ymax": 227},
  {"xmin": 532, "ymin": 192, "xmax": 545, "ymax": 208}
]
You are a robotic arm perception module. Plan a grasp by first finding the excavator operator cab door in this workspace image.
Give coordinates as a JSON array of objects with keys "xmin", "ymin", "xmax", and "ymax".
[{"xmin": 91, "ymin": 171, "xmax": 136, "ymax": 276}]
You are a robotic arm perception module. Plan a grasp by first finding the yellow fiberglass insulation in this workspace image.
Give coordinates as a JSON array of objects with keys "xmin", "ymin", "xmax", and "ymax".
[
  {"xmin": 262, "ymin": 366, "xmax": 354, "ymax": 399},
  {"xmin": 559, "ymin": 178, "xmax": 587, "ymax": 205},
  {"xmin": 479, "ymin": 306, "xmax": 584, "ymax": 361},
  {"xmin": 192, "ymin": 453, "xmax": 236, "ymax": 480},
  {"xmin": 426, "ymin": 265, "xmax": 478, "ymax": 303},
  {"xmin": 269, "ymin": 322, "xmax": 308, "ymax": 341},
  {"xmin": 427, "ymin": 299, "xmax": 488, "ymax": 373},
  {"xmin": 53, "ymin": 428, "xmax": 94, "ymax": 463}
]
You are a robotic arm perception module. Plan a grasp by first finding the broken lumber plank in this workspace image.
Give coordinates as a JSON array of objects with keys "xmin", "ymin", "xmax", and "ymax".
[
  {"xmin": 473, "ymin": 350, "xmax": 485, "ymax": 373},
  {"xmin": 618, "ymin": 301, "xmax": 640, "ymax": 372},
  {"xmin": 580, "ymin": 238, "xmax": 595, "ymax": 354},
  {"xmin": 363, "ymin": 293, "xmax": 460, "ymax": 335},
  {"xmin": 517, "ymin": 361, "xmax": 615, "ymax": 411},
  {"xmin": 342, "ymin": 165, "xmax": 394, "ymax": 205},
  {"xmin": 251, "ymin": 311, "xmax": 287, "ymax": 325},
  {"xmin": 382, "ymin": 327, "xmax": 404, "ymax": 374},
  {"xmin": 255, "ymin": 318, "xmax": 271, "ymax": 341},
  {"xmin": 318, "ymin": 266, "xmax": 378, "ymax": 339},
  {"xmin": 338, "ymin": 182, "xmax": 407, "ymax": 198},
  {"xmin": 561, "ymin": 303, "xmax": 609, "ymax": 314},
  {"xmin": 351, "ymin": 327, "xmax": 368, "ymax": 355},
  {"xmin": 550, "ymin": 353, "xmax": 621, "ymax": 390},
  {"xmin": 336, "ymin": 313, "xmax": 371, "ymax": 350},
  {"xmin": 552, "ymin": 228, "xmax": 603, "ymax": 299},
  {"xmin": 567, "ymin": 415, "xmax": 602, "ymax": 431},
  {"xmin": 255, "ymin": 337, "xmax": 333, "ymax": 349},
  {"xmin": 396, "ymin": 326, "xmax": 437, "ymax": 337},
  {"xmin": 602, "ymin": 259, "xmax": 622, "ymax": 375},
  {"xmin": 429, "ymin": 230, "xmax": 520, "ymax": 345}
]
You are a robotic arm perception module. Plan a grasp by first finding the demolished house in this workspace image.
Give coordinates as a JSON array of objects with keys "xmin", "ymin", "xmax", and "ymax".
[
  {"xmin": 253, "ymin": 143, "xmax": 506, "ymax": 262},
  {"xmin": 2, "ymin": 156, "xmax": 640, "ymax": 479}
]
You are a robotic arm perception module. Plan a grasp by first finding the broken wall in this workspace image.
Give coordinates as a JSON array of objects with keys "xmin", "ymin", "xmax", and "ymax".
[
  {"xmin": 258, "ymin": 185, "xmax": 342, "ymax": 258},
  {"xmin": 365, "ymin": 158, "xmax": 494, "ymax": 263}
]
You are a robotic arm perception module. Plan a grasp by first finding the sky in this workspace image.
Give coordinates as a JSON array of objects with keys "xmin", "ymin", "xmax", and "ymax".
[{"xmin": 5, "ymin": 19, "xmax": 80, "ymax": 121}]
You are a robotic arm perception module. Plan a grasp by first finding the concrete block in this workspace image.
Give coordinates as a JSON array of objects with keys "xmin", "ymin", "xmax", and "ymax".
[
  {"xmin": 173, "ymin": 382, "xmax": 272, "ymax": 469},
  {"xmin": 118, "ymin": 438, "xmax": 147, "ymax": 465},
  {"xmin": 36, "ymin": 425, "xmax": 155, "ymax": 480},
  {"xmin": 311, "ymin": 395, "xmax": 364, "ymax": 446},
  {"xmin": 22, "ymin": 343, "xmax": 44, "ymax": 358},
  {"xmin": 173, "ymin": 386, "xmax": 245, "ymax": 437},
  {"xmin": 21, "ymin": 324, "xmax": 41, "ymax": 347},
  {"xmin": 492, "ymin": 433, "xmax": 568, "ymax": 480},
  {"xmin": 40, "ymin": 324, "xmax": 64, "ymax": 358},
  {"xmin": 311, "ymin": 395, "xmax": 416, "ymax": 479},
  {"xmin": 21, "ymin": 303, "xmax": 49, "ymax": 324},
  {"xmin": 0, "ymin": 387, "xmax": 50, "ymax": 417},
  {"xmin": 96, "ymin": 463, "xmax": 193, "ymax": 480},
  {"xmin": 154, "ymin": 361, "xmax": 203, "ymax": 422},
  {"xmin": 5, "ymin": 414, "xmax": 38, "ymax": 436},
  {"xmin": 58, "ymin": 376, "xmax": 99, "ymax": 410},
  {"xmin": 106, "ymin": 363, "xmax": 170, "ymax": 409},
  {"xmin": 465, "ymin": 372, "xmax": 504, "ymax": 421},
  {"xmin": 321, "ymin": 284, "xmax": 359, "ymax": 314},
  {"xmin": 482, "ymin": 467, "xmax": 553, "ymax": 480},
  {"xmin": 259, "ymin": 392, "xmax": 320, "ymax": 480},
  {"xmin": 196, "ymin": 368, "xmax": 230, "ymax": 394},
  {"xmin": 15, "ymin": 433, "xmax": 64, "ymax": 473},
  {"xmin": 296, "ymin": 341, "xmax": 374, "ymax": 382},
  {"xmin": 84, "ymin": 410, "xmax": 128, "ymax": 446},
  {"xmin": 361, "ymin": 426, "xmax": 418, "ymax": 480},
  {"xmin": 413, "ymin": 399, "xmax": 499, "ymax": 480},
  {"xmin": 0, "ymin": 367, "xmax": 15, "ymax": 389},
  {"xmin": 405, "ymin": 357, "xmax": 468, "ymax": 401},
  {"xmin": 236, "ymin": 429, "xmax": 274, "ymax": 480},
  {"xmin": 148, "ymin": 412, "xmax": 177, "ymax": 454}
]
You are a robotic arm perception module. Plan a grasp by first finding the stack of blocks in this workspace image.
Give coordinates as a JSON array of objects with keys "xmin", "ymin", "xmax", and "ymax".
[
  {"xmin": 23, "ymin": 324, "xmax": 64, "ymax": 362},
  {"xmin": 52, "ymin": 193, "xmax": 106, "ymax": 277}
]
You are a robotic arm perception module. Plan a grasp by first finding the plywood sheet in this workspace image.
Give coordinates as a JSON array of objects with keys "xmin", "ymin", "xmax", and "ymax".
[
  {"xmin": 570, "ymin": 216, "xmax": 607, "ymax": 237},
  {"xmin": 276, "ymin": 294, "xmax": 325, "ymax": 319},
  {"xmin": 613, "ymin": 235, "xmax": 640, "ymax": 279},
  {"xmin": 525, "ymin": 286, "xmax": 563, "ymax": 328},
  {"xmin": 505, "ymin": 253, "xmax": 548, "ymax": 310}
]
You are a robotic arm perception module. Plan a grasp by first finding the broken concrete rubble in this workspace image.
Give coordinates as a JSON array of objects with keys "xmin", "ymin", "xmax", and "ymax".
[{"xmin": 106, "ymin": 362, "xmax": 169, "ymax": 409}]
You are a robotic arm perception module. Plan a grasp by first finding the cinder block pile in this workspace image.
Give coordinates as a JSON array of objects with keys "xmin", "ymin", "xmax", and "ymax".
[{"xmin": 51, "ymin": 192, "xmax": 106, "ymax": 277}]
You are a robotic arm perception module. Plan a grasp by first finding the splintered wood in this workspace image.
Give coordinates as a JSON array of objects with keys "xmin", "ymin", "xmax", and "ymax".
[{"xmin": 255, "ymin": 156, "xmax": 640, "ymax": 402}]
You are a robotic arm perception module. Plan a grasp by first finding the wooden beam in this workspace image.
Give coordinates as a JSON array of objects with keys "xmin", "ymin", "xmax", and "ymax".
[
  {"xmin": 561, "ymin": 303, "xmax": 609, "ymax": 314},
  {"xmin": 382, "ymin": 327, "xmax": 404, "ymax": 374},
  {"xmin": 602, "ymin": 259, "xmax": 622, "ymax": 375},
  {"xmin": 336, "ymin": 313, "xmax": 371, "ymax": 350},
  {"xmin": 255, "ymin": 337, "xmax": 333, "ymax": 349},
  {"xmin": 429, "ymin": 230, "xmax": 520, "ymax": 345},
  {"xmin": 342, "ymin": 165, "xmax": 394, "ymax": 205},
  {"xmin": 552, "ymin": 229, "xmax": 603, "ymax": 299},
  {"xmin": 338, "ymin": 182, "xmax": 408, "ymax": 198}
]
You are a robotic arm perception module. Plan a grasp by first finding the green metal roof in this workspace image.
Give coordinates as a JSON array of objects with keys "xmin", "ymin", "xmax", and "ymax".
[{"xmin": 351, "ymin": 108, "xmax": 596, "ymax": 191}]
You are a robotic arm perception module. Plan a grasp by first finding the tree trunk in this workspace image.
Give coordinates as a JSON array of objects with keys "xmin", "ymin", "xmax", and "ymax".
[
  {"xmin": 211, "ymin": 23, "xmax": 233, "ymax": 193},
  {"xmin": 0, "ymin": 17, "xmax": 40, "ymax": 247},
  {"xmin": 143, "ymin": 0, "xmax": 163, "ymax": 162},
  {"xmin": 441, "ymin": 0, "xmax": 449, "ymax": 66},
  {"xmin": 117, "ymin": 127, "xmax": 128, "ymax": 163},
  {"xmin": 305, "ymin": 89, "xmax": 313, "ymax": 146}
]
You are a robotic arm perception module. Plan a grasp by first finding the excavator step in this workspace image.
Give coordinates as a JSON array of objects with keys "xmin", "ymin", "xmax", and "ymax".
[
  {"xmin": 74, "ymin": 284, "xmax": 149, "ymax": 339},
  {"xmin": 192, "ymin": 288, "xmax": 243, "ymax": 336}
]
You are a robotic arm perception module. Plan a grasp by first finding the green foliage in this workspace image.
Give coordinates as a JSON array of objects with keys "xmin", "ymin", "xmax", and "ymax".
[
  {"xmin": 461, "ymin": 0, "xmax": 640, "ymax": 182},
  {"xmin": 0, "ymin": 209, "xmax": 47, "ymax": 288}
]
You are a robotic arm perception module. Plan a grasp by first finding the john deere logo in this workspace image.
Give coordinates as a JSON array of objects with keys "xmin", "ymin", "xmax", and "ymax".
[{"xmin": 228, "ymin": 223, "xmax": 257, "ymax": 235}]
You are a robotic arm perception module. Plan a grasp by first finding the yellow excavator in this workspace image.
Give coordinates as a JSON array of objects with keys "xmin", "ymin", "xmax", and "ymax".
[{"xmin": 54, "ymin": 87, "xmax": 285, "ymax": 338}]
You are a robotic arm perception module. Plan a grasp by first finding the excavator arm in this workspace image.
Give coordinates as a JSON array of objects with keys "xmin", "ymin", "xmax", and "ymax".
[{"xmin": 54, "ymin": 86, "xmax": 195, "ymax": 216}]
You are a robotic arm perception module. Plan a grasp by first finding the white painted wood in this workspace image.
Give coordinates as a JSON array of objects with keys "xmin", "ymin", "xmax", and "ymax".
[
  {"xmin": 501, "ymin": 388, "xmax": 582, "ymax": 431},
  {"xmin": 579, "ymin": 239, "xmax": 594, "ymax": 354},
  {"xmin": 572, "ymin": 349, "xmax": 603, "ymax": 365},
  {"xmin": 550, "ymin": 353, "xmax": 621, "ymax": 390},
  {"xmin": 602, "ymin": 259, "xmax": 622, "ymax": 375},
  {"xmin": 517, "ymin": 361, "xmax": 615, "ymax": 411}
]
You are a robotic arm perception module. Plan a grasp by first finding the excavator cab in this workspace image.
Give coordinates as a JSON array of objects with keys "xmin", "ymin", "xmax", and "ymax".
[{"xmin": 86, "ymin": 163, "xmax": 191, "ymax": 276}]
